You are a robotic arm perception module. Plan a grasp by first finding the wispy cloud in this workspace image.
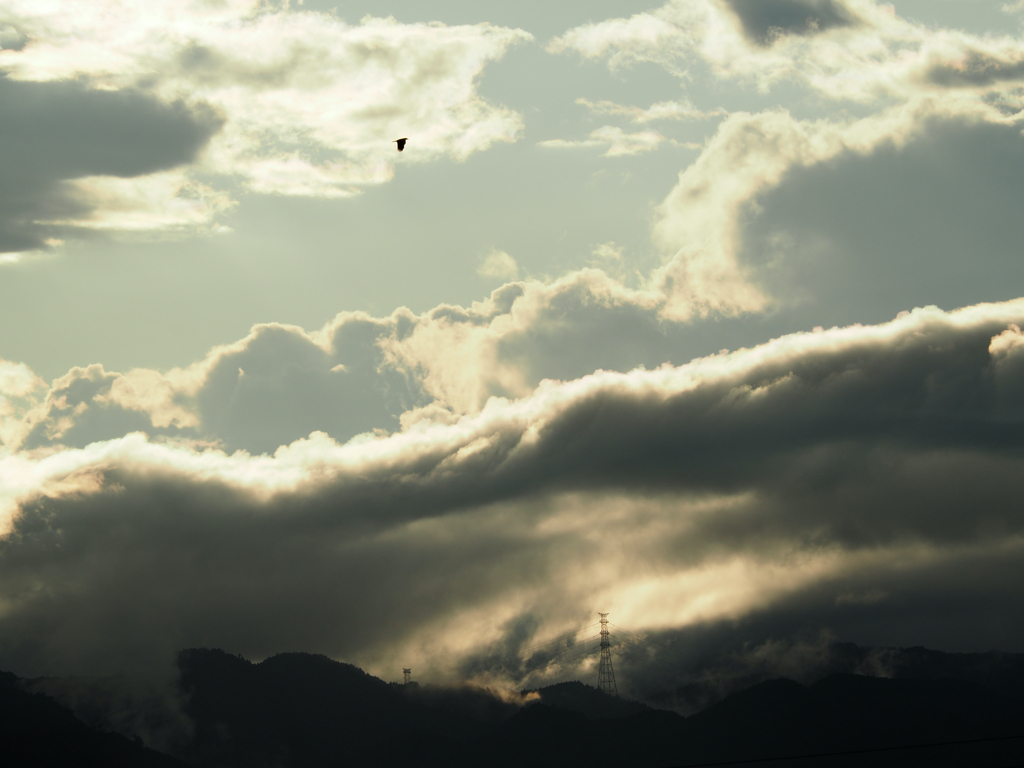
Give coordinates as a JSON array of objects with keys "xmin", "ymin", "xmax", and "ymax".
[
  {"xmin": 540, "ymin": 126, "xmax": 667, "ymax": 156},
  {"xmin": 477, "ymin": 250, "xmax": 520, "ymax": 281},
  {"xmin": 576, "ymin": 97, "xmax": 726, "ymax": 123},
  {"xmin": 550, "ymin": 0, "xmax": 1024, "ymax": 102}
]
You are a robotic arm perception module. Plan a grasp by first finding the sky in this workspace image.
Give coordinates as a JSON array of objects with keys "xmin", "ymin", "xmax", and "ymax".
[{"xmin": 2, "ymin": 0, "xmax": 1024, "ymax": 696}]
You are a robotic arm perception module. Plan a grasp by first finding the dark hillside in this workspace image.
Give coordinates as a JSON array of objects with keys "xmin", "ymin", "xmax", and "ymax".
[
  {"xmin": 526, "ymin": 680, "xmax": 649, "ymax": 718},
  {"xmin": 678, "ymin": 674, "xmax": 1024, "ymax": 767},
  {"xmin": 12, "ymin": 647, "xmax": 1024, "ymax": 767},
  {"xmin": 174, "ymin": 650, "xmax": 667, "ymax": 767},
  {"xmin": 647, "ymin": 641, "xmax": 1024, "ymax": 713},
  {"xmin": 884, "ymin": 645, "xmax": 1024, "ymax": 698},
  {"xmin": 442, "ymin": 674, "xmax": 1024, "ymax": 767},
  {"xmin": 0, "ymin": 670, "xmax": 186, "ymax": 767},
  {"xmin": 178, "ymin": 649, "xmax": 454, "ymax": 767}
]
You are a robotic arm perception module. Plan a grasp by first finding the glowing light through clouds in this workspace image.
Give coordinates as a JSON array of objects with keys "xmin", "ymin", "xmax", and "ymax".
[{"xmin": 2, "ymin": 0, "xmax": 1024, "ymax": 691}]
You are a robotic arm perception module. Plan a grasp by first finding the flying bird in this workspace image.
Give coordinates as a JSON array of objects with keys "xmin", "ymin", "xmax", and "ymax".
[{"xmin": 393, "ymin": 138, "xmax": 408, "ymax": 152}]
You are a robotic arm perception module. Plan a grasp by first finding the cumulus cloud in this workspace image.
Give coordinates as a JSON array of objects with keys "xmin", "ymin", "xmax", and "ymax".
[
  {"xmin": 3, "ymin": 298, "xmax": 1024, "ymax": 685},
  {"xmin": 0, "ymin": 2, "xmax": 530, "ymax": 252},
  {"xmin": 380, "ymin": 273, "xmax": 669, "ymax": 416},
  {"xmin": 3, "ymin": 272, "xmax": 673, "ymax": 455},
  {"xmin": 0, "ymin": 359, "xmax": 44, "ymax": 399},
  {"xmin": 10, "ymin": 311, "xmax": 430, "ymax": 457},
  {"xmin": 647, "ymin": 78, "xmax": 1024, "ymax": 319},
  {"xmin": 0, "ymin": 358, "xmax": 46, "ymax": 453},
  {"xmin": 651, "ymin": 106, "xmax": 890, "ymax": 319}
]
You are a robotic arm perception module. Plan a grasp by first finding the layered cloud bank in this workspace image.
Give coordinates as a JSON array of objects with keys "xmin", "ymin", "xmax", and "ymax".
[{"xmin": 3, "ymin": 298, "xmax": 1024, "ymax": 686}]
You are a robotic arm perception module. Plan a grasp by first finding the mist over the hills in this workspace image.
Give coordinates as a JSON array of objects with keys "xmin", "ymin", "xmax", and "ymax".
[{"xmin": 10, "ymin": 642, "xmax": 1024, "ymax": 767}]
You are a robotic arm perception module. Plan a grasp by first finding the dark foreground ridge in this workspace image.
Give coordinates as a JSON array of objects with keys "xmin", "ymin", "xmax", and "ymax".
[
  {"xmin": 7, "ymin": 646, "xmax": 1024, "ymax": 767},
  {"xmin": 0, "ymin": 670, "xmax": 186, "ymax": 767},
  {"xmin": 647, "ymin": 641, "xmax": 1024, "ymax": 713}
]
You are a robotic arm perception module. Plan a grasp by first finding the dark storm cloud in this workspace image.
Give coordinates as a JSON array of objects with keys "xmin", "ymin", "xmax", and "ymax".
[
  {"xmin": 0, "ymin": 75, "xmax": 223, "ymax": 252},
  {"xmin": 721, "ymin": 0, "xmax": 859, "ymax": 46},
  {"xmin": 2, "ymin": 301, "xmax": 1024, "ymax": 680}
]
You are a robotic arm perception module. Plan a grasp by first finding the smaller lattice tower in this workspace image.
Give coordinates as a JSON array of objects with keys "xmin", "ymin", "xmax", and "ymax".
[
  {"xmin": 403, "ymin": 668, "xmax": 412, "ymax": 685},
  {"xmin": 597, "ymin": 613, "xmax": 618, "ymax": 697}
]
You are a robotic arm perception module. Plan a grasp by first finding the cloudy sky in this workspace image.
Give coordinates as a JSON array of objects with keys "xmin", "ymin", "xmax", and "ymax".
[{"xmin": 3, "ymin": 0, "xmax": 1024, "ymax": 695}]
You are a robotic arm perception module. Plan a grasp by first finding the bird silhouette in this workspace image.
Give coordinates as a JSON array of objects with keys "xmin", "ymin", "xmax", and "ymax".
[{"xmin": 393, "ymin": 138, "xmax": 408, "ymax": 152}]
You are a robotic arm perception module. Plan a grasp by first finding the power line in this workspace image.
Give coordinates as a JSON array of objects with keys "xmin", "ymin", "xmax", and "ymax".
[
  {"xmin": 609, "ymin": 622, "xmax": 689, "ymax": 651},
  {"xmin": 667, "ymin": 733, "xmax": 1024, "ymax": 767},
  {"xmin": 518, "ymin": 641, "xmax": 604, "ymax": 672},
  {"xmin": 603, "ymin": 630, "xmax": 692, "ymax": 681},
  {"xmin": 606, "ymin": 624, "xmax": 683, "ymax": 661},
  {"xmin": 608, "ymin": 622, "xmax": 675, "ymax": 650},
  {"xmin": 556, "ymin": 643, "xmax": 603, "ymax": 662},
  {"xmin": 500, "ymin": 623, "xmax": 600, "ymax": 657},
  {"xmin": 467, "ymin": 620, "xmax": 635, "ymax": 672},
  {"xmin": 482, "ymin": 625, "xmax": 597, "ymax": 660},
  {"xmin": 542, "ymin": 637, "xmax": 602, "ymax": 657},
  {"xmin": 484, "ymin": 629, "xmax": 602, "ymax": 665}
]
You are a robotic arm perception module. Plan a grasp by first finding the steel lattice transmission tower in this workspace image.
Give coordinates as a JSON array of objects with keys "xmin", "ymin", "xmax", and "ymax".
[
  {"xmin": 597, "ymin": 613, "xmax": 618, "ymax": 697},
  {"xmin": 403, "ymin": 668, "xmax": 412, "ymax": 685}
]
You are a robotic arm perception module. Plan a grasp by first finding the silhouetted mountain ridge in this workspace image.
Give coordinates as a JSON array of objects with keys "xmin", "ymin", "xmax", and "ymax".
[
  {"xmin": 177, "ymin": 648, "xmax": 524, "ymax": 766},
  {"xmin": 9, "ymin": 643, "xmax": 1024, "ymax": 766},
  {"xmin": 880, "ymin": 644, "xmax": 1024, "ymax": 697},
  {"xmin": 169, "ymin": 649, "xmax": 1024, "ymax": 767},
  {"xmin": 525, "ymin": 679, "xmax": 649, "ymax": 718},
  {"xmin": 649, "ymin": 640, "xmax": 1024, "ymax": 713},
  {"xmin": 0, "ymin": 669, "xmax": 186, "ymax": 767},
  {"xmin": 674, "ymin": 673, "xmax": 1024, "ymax": 767}
]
